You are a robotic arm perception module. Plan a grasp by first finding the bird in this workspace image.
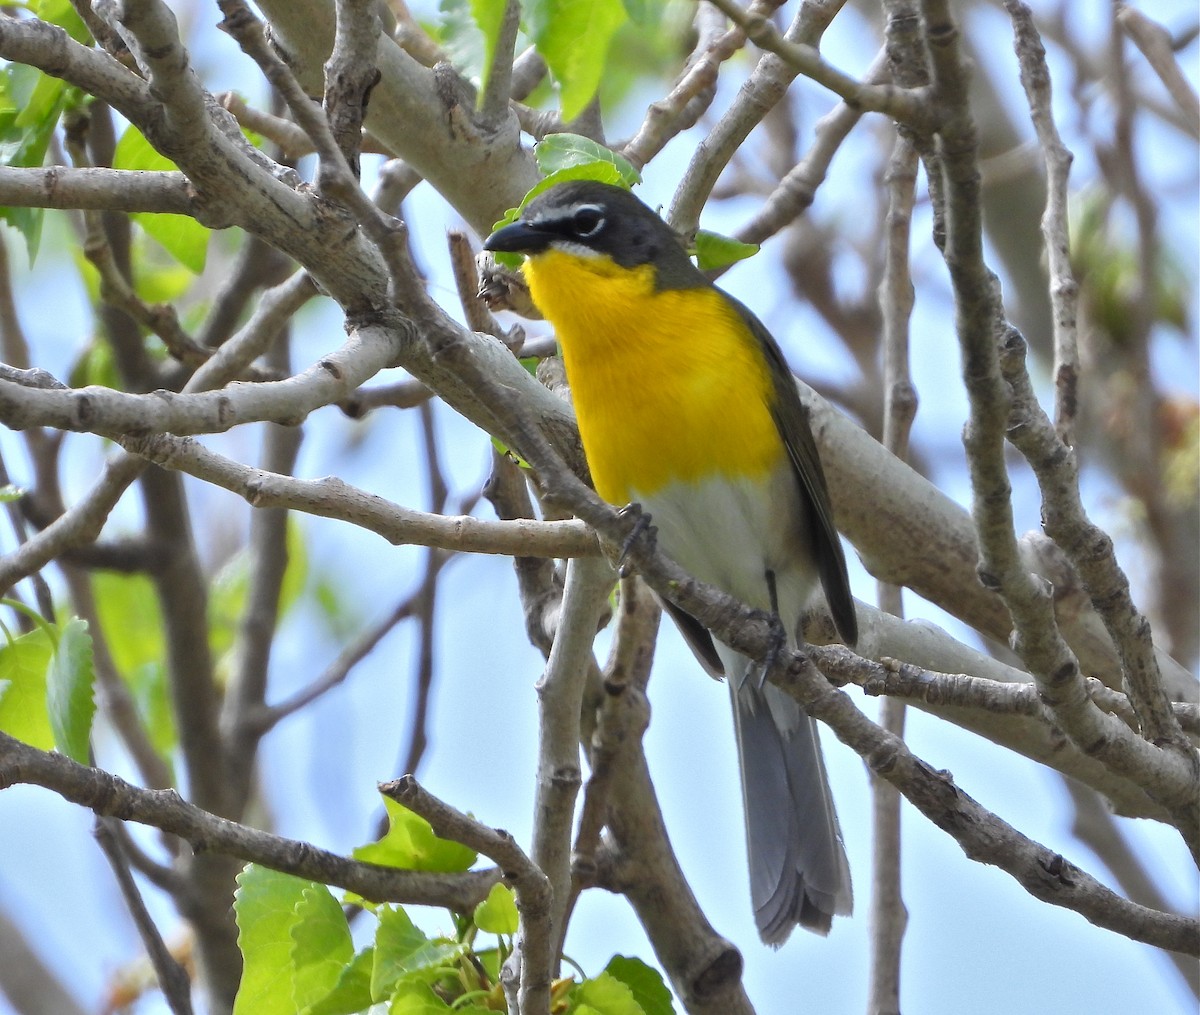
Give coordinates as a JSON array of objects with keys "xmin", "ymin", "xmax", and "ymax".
[{"xmin": 485, "ymin": 180, "xmax": 857, "ymax": 943}]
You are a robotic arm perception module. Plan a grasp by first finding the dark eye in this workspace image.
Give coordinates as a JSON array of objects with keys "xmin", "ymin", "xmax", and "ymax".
[{"xmin": 571, "ymin": 205, "xmax": 605, "ymax": 237}]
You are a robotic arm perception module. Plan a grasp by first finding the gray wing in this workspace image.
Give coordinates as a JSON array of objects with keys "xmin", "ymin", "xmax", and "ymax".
[{"xmin": 727, "ymin": 295, "xmax": 858, "ymax": 647}]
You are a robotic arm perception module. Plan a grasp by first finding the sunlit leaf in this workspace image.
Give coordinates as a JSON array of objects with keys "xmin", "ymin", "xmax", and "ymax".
[
  {"xmin": 371, "ymin": 906, "xmax": 460, "ymax": 1001},
  {"xmin": 468, "ymin": 0, "xmax": 508, "ymax": 95},
  {"xmin": 535, "ymin": 133, "xmax": 640, "ymax": 186},
  {"xmin": 526, "ymin": 0, "xmax": 628, "ymax": 121},
  {"xmin": 46, "ymin": 617, "xmax": 95, "ymax": 764},
  {"xmin": 114, "ymin": 126, "xmax": 209, "ymax": 273},
  {"xmin": 692, "ymin": 230, "xmax": 758, "ymax": 271},
  {"xmin": 353, "ymin": 795, "xmax": 477, "ymax": 873},
  {"xmin": 304, "ymin": 947, "xmax": 376, "ymax": 1015},
  {"xmin": 473, "ymin": 882, "xmax": 518, "ymax": 935},
  {"xmin": 0, "ymin": 626, "xmax": 55, "ymax": 750},
  {"xmin": 603, "ymin": 956, "xmax": 674, "ymax": 1015},
  {"xmin": 291, "ymin": 884, "xmax": 354, "ymax": 1011},
  {"xmin": 569, "ymin": 971, "xmax": 645, "ymax": 1015},
  {"xmin": 91, "ymin": 572, "xmax": 175, "ymax": 759},
  {"xmin": 30, "ymin": 0, "xmax": 91, "ymax": 43},
  {"xmin": 233, "ymin": 865, "xmax": 314, "ymax": 1015}
]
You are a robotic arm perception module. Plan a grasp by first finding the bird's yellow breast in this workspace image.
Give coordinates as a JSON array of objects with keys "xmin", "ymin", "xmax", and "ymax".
[{"xmin": 522, "ymin": 249, "xmax": 784, "ymax": 504}]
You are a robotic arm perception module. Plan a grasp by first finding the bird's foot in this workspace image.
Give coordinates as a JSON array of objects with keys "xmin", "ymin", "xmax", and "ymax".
[
  {"xmin": 756, "ymin": 610, "xmax": 789, "ymax": 688},
  {"xmin": 615, "ymin": 502, "xmax": 656, "ymax": 578}
]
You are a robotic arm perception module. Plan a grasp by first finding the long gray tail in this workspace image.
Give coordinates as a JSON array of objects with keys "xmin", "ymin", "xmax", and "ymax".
[{"xmin": 730, "ymin": 677, "xmax": 852, "ymax": 943}]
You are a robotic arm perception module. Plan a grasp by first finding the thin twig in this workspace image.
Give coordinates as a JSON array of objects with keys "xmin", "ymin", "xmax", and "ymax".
[
  {"xmin": 867, "ymin": 122, "xmax": 920, "ymax": 1015},
  {"xmin": 699, "ymin": 0, "xmax": 929, "ymax": 127},
  {"xmin": 397, "ymin": 400, "xmax": 450, "ymax": 777},
  {"xmin": 1116, "ymin": 5, "xmax": 1200, "ymax": 139},
  {"xmin": 380, "ymin": 776, "xmax": 553, "ymax": 1015},
  {"xmin": 673, "ymin": 0, "xmax": 840, "ymax": 232},
  {"xmin": 735, "ymin": 47, "xmax": 890, "ymax": 247},
  {"xmin": 921, "ymin": 0, "xmax": 1198, "ymax": 858},
  {"xmin": 621, "ymin": 6, "xmax": 746, "ymax": 171},
  {"xmin": 93, "ymin": 817, "xmax": 194, "ymax": 1015},
  {"xmin": 529, "ymin": 555, "xmax": 614, "ymax": 963},
  {"xmin": 447, "ymin": 231, "xmax": 515, "ymax": 342},
  {"xmin": 0, "ymin": 731, "xmax": 500, "ymax": 911},
  {"xmin": 124, "ymin": 432, "xmax": 598, "ymax": 558},
  {"xmin": 1005, "ymin": 1, "xmax": 1081, "ymax": 444},
  {"xmin": 476, "ymin": 0, "xmax": 521, "ymax": 129}
]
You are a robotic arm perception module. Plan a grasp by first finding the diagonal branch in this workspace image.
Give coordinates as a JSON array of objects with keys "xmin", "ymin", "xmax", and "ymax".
[{"xmin": 0, "ymin": 731, "xmax": 500, "ymax": 913}]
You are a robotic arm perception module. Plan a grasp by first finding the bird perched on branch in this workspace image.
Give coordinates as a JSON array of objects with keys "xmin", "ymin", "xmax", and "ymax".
[{"xmin": 485, "ymin": 180, "xmax": 857, "ymax": 943}]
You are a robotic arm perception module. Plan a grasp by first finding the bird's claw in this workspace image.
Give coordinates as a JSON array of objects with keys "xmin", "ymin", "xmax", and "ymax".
[
  {"xmin": 616, "ymin": 502, "xmax": 656, "ymax": 578},
  {"xmin": 756, "ymin": 611, "xmax": 789, "ymax": 688}
]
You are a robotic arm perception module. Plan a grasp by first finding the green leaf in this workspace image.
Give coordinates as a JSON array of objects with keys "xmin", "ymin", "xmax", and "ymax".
[
  {"xmin": 526, "ymin": 0, "xmax": 628, "ymax": 121},
  {"xmin": 133, "ymin": 258, "xmax": 196, "ymax": 305},
  {"xmin": 569, "ymin": 972, "xmax": 644, "ymax": 1015},
  {"xmin": 30, "ymin": 0, "xmax": 92, "ymax": 43},
  {"xmin": 490, "ymin": 435, "xmax": 531, "ymax": 469},
  {"xmin": 0, "ymin": 626, "xmax": 55, "ymax": 750},
  {"xmin": 92, "ymin": 572, "xmax": 176, "ymax": 758},
  {"xmin": 313, "ymin": 573, "xmax": 359, "ymax": 643},
  {"xmin": 371, "ymin": 906, "xmax": 461, "ymax": 1001},
  {"xmin": 473, "ymin": 882, "xmax": 518, "ymax": 936},
  {"xmin": 619, "ymin": 0, "xmax": 658, "ymax": 26},
  {"xmin": 692, "ymin": 230, "xmax": 759, "ymax": 271},
  {"xmin": 304, "ymin": 947, "xmax": 376, "ymax": 1015},
  {"xmin": 354, "ymin": 796, "xmax": 477, "ymax": 873},
  {"xmin": 436, "ymin": 0, "xmax": 487, "ymax": 86},
  {"xmin": 93, "ymin": 571, "xmax": 164, "ymax": 674},
  {"xmin": 233, "ymin": 865, "xmax": 317, "ymax": 1015},
  {"xmin": 131, "ymin": 211, "xmax": 210, "ymax": 274},
  {"xmin": 113, "ymin": 123, "xmax": 175, "ymax": 173},
  {"xmin": 534, "ymin": 133, "xmax": 641, "ymax": 186},
  {"xmin": 603, "ymin": 957, "xmax": 674, "ymax": 1015},
  {"xmin": 13, "ymin": 68, "xmax": 66, "ymax": 131},
  {"xmin": 386, "ymin": 977, "xmax": 456, "ymax": 1013},
  {"xmin": 46, "ymin": 617, "xmax": 95, "ymax": 764},
  {"xmin": 0, "ymin": 63, "xmax": 72, "ymax": 260},
  {"xmin": 291, "ymin": 884, "xmax": 354, "ymax": 1011},
  {"xmin": 114, "ymin": 126, "xmax": 209, "ymax": 273},
  {"xmin": 468, "ymin": 0, "xmax": 507, "ymax": 95}
]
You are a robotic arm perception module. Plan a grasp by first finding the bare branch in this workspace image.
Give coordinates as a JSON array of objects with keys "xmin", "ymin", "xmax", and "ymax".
[
  {"xmin": 530, "ymin": 556, "xmax": 614, "ymax": 956},
  {"xmin": 124, "ymin": 431, "xmax": 597, "ymax": 558},
  {"xmin": 672, "ymin": 0, "xmax": 843, "ymax": 232},
  {"xmin": 920, "ymin": 0, "xmax": 1198, "ymax": 856},
  {"xmin": 621, "ymin": 6, "xmax": 746, "ymax": 172},
  {"xmin": 0, "ymin": 731, "xmax": 500, "ymax": 912},
  {"xmin": 0, "ymin": 166, "xmax": 195, "ymax": 214},
  {"xmin": 380, "ymin": 776, "xmax": 553, "ymax": 1015},
  {"xmin": 1117, "ymin": 5, "xmax": 1200, "ymax": 139},
  {"xmin": 324, "ymin": 0, "xmax": 383, "ymax": 179},
  {"xmin": 697, "ymin": 0, "xmax": 930, "ymax": 132},
  {"xmin": 1005, "ymin": 1, "xmax": 1082, "ymax": 444},
  {"xmin": 868, "ymin": 114, "xmax": 921, "ymax": 1015},
  {"xmin": 93, "ymin": 818, "xmax": 194, "ymax": 1015},
  {"xmin": 476, "ymin": 0, "xmax": 521, "ymax": 130}
]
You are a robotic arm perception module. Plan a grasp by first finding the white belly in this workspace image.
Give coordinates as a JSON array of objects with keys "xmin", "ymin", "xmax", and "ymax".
[{"xmin": 636, "ymin": 464, "xmax": 819, "ymax": 640}]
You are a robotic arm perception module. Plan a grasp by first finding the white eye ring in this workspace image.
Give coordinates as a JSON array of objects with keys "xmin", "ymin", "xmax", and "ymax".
[{"xmin": 571, "ymin": 205, "xmax": 606, "ymax": 238}]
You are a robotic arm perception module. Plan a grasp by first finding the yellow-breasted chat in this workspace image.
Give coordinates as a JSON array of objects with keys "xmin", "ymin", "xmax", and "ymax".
[{"xmin": 485, "ymin": 180, "xmax": 858, "ymax": 944}]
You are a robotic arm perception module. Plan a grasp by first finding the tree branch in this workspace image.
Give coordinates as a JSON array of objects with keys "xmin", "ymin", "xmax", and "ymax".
[{"xmin": 0, "ymin": 732, "xmax": 499, "ymax": 912}]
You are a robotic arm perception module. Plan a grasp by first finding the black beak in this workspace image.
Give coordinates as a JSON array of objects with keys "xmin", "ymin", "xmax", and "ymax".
[{"xmin": 483, "ymin": 220, "xmax": 555, "ymax": 255}]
